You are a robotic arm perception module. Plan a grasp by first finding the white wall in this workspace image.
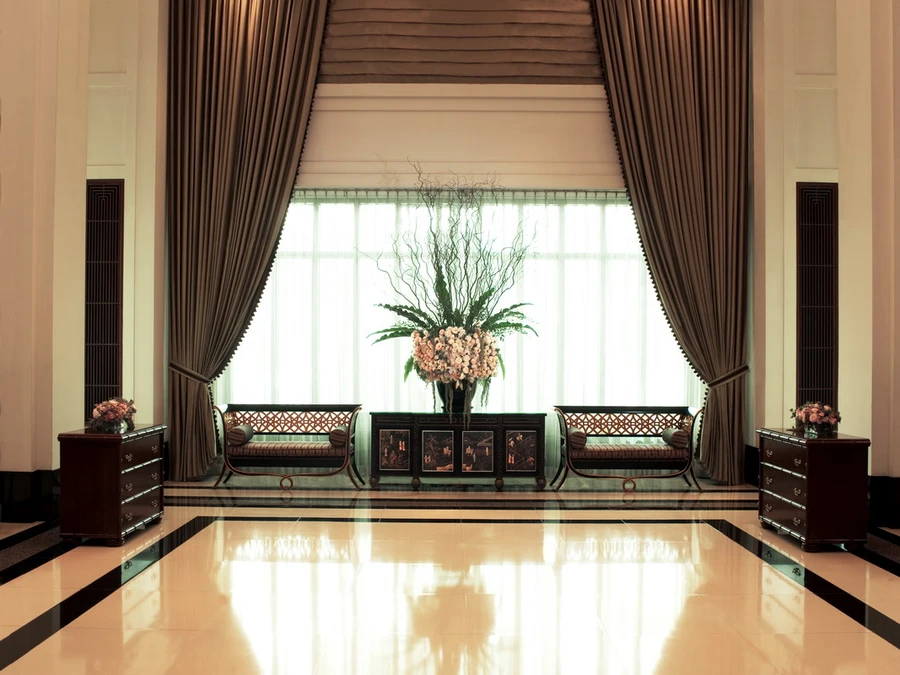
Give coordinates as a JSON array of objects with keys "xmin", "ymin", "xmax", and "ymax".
[
  {"xmin": 753, "ymin": 0, "xmax": 895, "ymax": 476},
  {"xmin": 0, "ymin": 0, "xmax": 90, "ymax": 472},
  {"xmin": 298, "ymin": 83, "xmax": 622, "ymax": 190},
  {"xmin": 86, "ymin": 0, "xmax": 167, "ymax": 427}
]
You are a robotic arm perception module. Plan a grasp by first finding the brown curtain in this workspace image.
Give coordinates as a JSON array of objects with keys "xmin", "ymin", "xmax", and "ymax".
[
  {"xmin": 592, "ymin": 0, "xmax": 751, "ymax": 484},
  {"xmin": 166, "ymin": 0, "xmax": 327, "ymax": 480}
]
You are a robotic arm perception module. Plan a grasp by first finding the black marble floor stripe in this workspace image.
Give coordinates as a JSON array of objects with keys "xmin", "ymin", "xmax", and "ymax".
[
  {"xmin": 163, "ymin": 495, "xmax": 757, "ymax": 511},
  {"xmin": 0, "ymin": 516, "xmax": 218, "ymax": 672},
  {"xmin": 168, "ymin": 483, "xmax": 758, "ymax": 494},
  {"xmin": 705, "ymin": 519, "xmax": 900, "ymax": 650},
  {"xmin": 851, "ymin": 547, "xmax": 900, "ymax": 579},
  {"xmin": 0, "ymin": 522, "xmax": 58, "ymax": 553},
  {"xmin": 0, "ymin": 542, "xmax": 79, "ymax": 588},
  {"xmin": 872, "ymin": 527, "xmax": 900, "ymax": 548}
]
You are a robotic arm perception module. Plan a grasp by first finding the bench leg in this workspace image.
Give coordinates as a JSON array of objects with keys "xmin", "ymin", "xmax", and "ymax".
[
  {"xmin": 213, "ymin": 460, "xmax": 231, "ymax": 488},
  {"xmin": 682, "ymin": 474, "xmax": 692, "ymax": 488},
  {"xmin": 351, "ymin": 454, "xmax": 365, "ymax": 486},
  {"xmin": 549, "ymin": 452, "xmax": 566, "ymax": 487},
  {"xmin": 553, "ymin": 461, "xmax": 570, "ymax": 492},
  {"xmin": 687, "ymin": 462, "xmax": 703, "ymax": 492},
  {"xmin": 345, "ymin": 462, "xmax": 362, "ymax": 491}
]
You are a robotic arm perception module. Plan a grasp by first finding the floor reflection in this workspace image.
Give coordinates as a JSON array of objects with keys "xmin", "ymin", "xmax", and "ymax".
[
  {"xmin": 221, "ymin": 521, "xmax": 693, "ymax": 674},
  {"xmin": 7, "ymin": 515, "xmax": 896, "ymax": 673}
]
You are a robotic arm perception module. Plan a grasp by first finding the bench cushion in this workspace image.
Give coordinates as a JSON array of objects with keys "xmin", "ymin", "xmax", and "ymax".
[
  {"xmin": 227, "ymin": 424, "xmax": 254, "ymax": 445},
  {"xmin": 230, "ymin": 441, "xmax": 342, "ymax": 458},
  {"xmin": 329, "ymin": 425, "xmax": 348, "ymax": 448},
  {"xmin": 662, "ymin": 428, "xmax": 689, "ymax": 449},
  {"xmin": 571, "ymin": 442, "xmax": 689, "ymax": 461}
]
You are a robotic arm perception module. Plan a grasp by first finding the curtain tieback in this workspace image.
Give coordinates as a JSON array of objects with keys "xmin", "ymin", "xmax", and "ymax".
[
  {"xmin": 169, "ymin": 362, "xmax": 212, "ymax": 385},
  {"xmin": 707, "ymin": 365, "xmax": 749, "ymax": 389}
]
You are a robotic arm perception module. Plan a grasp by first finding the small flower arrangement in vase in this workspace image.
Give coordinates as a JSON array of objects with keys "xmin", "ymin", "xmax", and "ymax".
[
  {"xmin": 88, "ymin": 397, "xmax": 137, "ymax": 433},
  {"xmin": 790, "ymin": 401, "xmax": 840, "ymax": 438}
]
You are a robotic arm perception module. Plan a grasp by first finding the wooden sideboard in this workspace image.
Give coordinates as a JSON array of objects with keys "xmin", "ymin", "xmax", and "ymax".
[
  {"xmin": 58, "ymin": 423, "xmax": 166, "ymax": 546},
  {"xmin": 756, "ymin": 427, "xmax": 870, "ymax": 552},
  {"xmin": 370, "ymin": 412, "xmax": 546, "ymax": 490}
]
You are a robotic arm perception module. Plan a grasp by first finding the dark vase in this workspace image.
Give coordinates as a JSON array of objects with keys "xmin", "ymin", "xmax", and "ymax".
[
  {"xmin": 91, "ymin": 420, "xmax": 127, "ymax": 434},
  {"xmin": 437, "ymin": 381, "xmax": 477, "ymax": 414}
]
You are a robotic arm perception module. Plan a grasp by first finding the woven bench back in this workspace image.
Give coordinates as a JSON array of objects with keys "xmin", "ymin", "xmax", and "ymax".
[
  {"xmin": 555, "ymin": 407, "xmax": 694, "ymax": 437},
  {"xmin": 222, "ymin": 406, "xmax": 359, "ymax": 435}
]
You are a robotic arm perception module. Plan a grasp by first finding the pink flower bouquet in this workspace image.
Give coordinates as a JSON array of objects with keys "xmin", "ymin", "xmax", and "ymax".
[
  {"xmin": 89, "ymin": 397, "xmax": 137, "ymax": 432},
  {"xmin": 790, "ymin": 401, "xmax": 840, "ymax": 437}
]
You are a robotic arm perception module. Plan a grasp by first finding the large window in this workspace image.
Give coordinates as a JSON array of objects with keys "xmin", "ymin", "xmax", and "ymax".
[{"xmin": 213, "ymin": 190, "xmax": 703, "ymax": 411}]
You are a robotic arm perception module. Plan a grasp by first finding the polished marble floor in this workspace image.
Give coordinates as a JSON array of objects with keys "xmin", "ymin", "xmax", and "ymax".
[{"xmin": 0, "ymin": 482, "xmax": 898, "ymax": 673}]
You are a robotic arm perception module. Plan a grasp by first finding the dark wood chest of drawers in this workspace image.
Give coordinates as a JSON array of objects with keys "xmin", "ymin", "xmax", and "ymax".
[
  {"xmin": 58, "ymin": 423, "xmax": 166, "ymax": 546},
  {"xmin": 756, "ymin": 428, "xmax": 870, "ymax": 551}
]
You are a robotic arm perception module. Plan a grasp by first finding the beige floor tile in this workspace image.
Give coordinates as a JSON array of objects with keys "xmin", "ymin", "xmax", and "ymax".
[
  {"xmin": 1, "ymin": 628, "xmax": 200, "ymax": 675},
  {"xmin": 0, "ymin": 522, "xmax": 40, "ymax": 542},
  {"xmin": 69, "ymin": 589, "xmax": 233, "ymax": 631},
  {"xmin": 744, "ymin": 632, "xmax": 900, "ymax": 674},
  {"xmin": 1, "ymin": 505, "xmax": 897, "ymax": 673},
  {"xmin": 705, "ymin": 591, "xmax": 867, "ymax": 635},
  {"xmin": 0, "ymin": 586, "xmax": 69, "ymax": 627}
]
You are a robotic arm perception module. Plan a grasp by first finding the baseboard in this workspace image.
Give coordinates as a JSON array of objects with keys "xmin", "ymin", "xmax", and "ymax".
[
  {"xmin": 870, "ymin": 475, "xmax": 900, "ymax": 528},
  {"xmin": 0, "ymin": 469, "xmax": 60, "ymax": 522},
  {"xmin": 744, "ymin": 444, "xmax": 759, "ymax": 487}
]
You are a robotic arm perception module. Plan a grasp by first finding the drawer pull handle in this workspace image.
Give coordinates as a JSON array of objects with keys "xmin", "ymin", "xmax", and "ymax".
[
  {"xmin": 764, "ymin": 477, "xmax": 773, "ymax": 485},
  {"xmin": 151, "ymin": 499, "xmax": 159, "ymax": 508},
  {"xmin": 764, "ymin": 550, "xmax": 772, "ymax": 559},
  {"xmin": 794, "ymin": 458, "xmax": 802, "ymax": 467},
  {"xmin": 151, "ymin": 473, "xmax": 159, "ymax": 481},
  {"xmin": 765, "ymin": 504, "xmax": 773, "ymax": 512},
  {"xmin": 124, "ymin": 453, "xmax": 133, "ymax": 463},
  {"xmin": 793, "ymin": 487, "xmax": 802, "ymax": 497},
  {"xmin": 151, "ymin": 445, "xmax": 159, "ymax": 454},
  {"xmin": 765, "ymin": 449, "xmax": 773, "ymax": 458},
  {"xmin": 124, "ymin": 513, "xmax": 133, "ymax": 522},
  {"xmin": 125, "ymin": 483, "xmax": 133, "ymax": 492},
  {"xmin": 793, "ymin": 568, "xmax": 802, "ymax": 576},
  {"xmin": 793, "ymin": 517, "xmax": 801, "ymax": 526}
]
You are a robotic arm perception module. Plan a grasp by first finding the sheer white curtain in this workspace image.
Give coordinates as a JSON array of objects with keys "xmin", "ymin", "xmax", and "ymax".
[{"xmin": 213, "ymin": 190, "xmax": 704, "ymax": 411}]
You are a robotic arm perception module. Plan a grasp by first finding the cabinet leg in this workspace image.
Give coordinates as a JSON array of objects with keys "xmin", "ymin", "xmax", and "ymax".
[
  {"xmin": 105, "ymin": 538, "xmax": 125, "ymax": 547},
  {"xmin": 801, "ymin": 542, "xmax": 823, "ymax": 552},
  {"xmin": 369, "ymin": 475, "xmax": 380, "ymax": 489},
  {"xmin": 495, "ymin": 478, "xmax": 504, "ymax": 491},
  {"xmin": 842, "ymin": 542, "xmax": 865, "ymax": 552},
  {"xmin": 536, "ymin": 476, "xmax": 546, "ymax": 490},
  {"xmin": 411, "ymin": 477, "xmax": 421, "ymax": 490},
  {"xmin": 759, "ymin": 518, "xmax": 775, "ymax": 530},
  {"xmin": 149, "ymin": 515, "xmax": 163, "ymax": 526}
]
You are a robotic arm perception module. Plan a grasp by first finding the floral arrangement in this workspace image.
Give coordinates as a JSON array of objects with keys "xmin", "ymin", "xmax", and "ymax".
[
  {"xmin": 412, "ymin": 326, "xmax": 499, "ymax": 399},
  {"xmin": 370, "ymin": 168, "xmax": 535, "ymax": 415},
  {"xmin": 89, "ymin": 397, "xmax": 137, "ymax": 432},
  {"xmin": 790, "ymin": 401, "xmax": 840, "ymax": 437}
]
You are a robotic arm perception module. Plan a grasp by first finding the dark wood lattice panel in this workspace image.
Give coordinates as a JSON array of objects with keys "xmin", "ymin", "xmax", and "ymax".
[
  {"xmin": 319, "ymin": 0, "xmax": 602, "ymax": 84},
  {"xmin": 561, "ymin": 412, "xmax": 692, "ymax": 437},
  {"xmin": 84, "ymin": 180, "xmax": 125, "ymax": 421},
  {"xmin": 796, "ymin": 183, "xmax": 838, "ymax": 409},
  {"xmin": 224, "ymin": 410, "xmax": 355, "ymax": 435}
]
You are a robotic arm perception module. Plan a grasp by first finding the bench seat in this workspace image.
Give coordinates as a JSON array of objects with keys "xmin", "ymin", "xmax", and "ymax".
[
  {"xmin": 231, "ymin": 441, "xmax": 340, "ymax": 458},
  {"xmin": 572, "ymin": 443, "xmax": 689, "ymax": 461}
]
